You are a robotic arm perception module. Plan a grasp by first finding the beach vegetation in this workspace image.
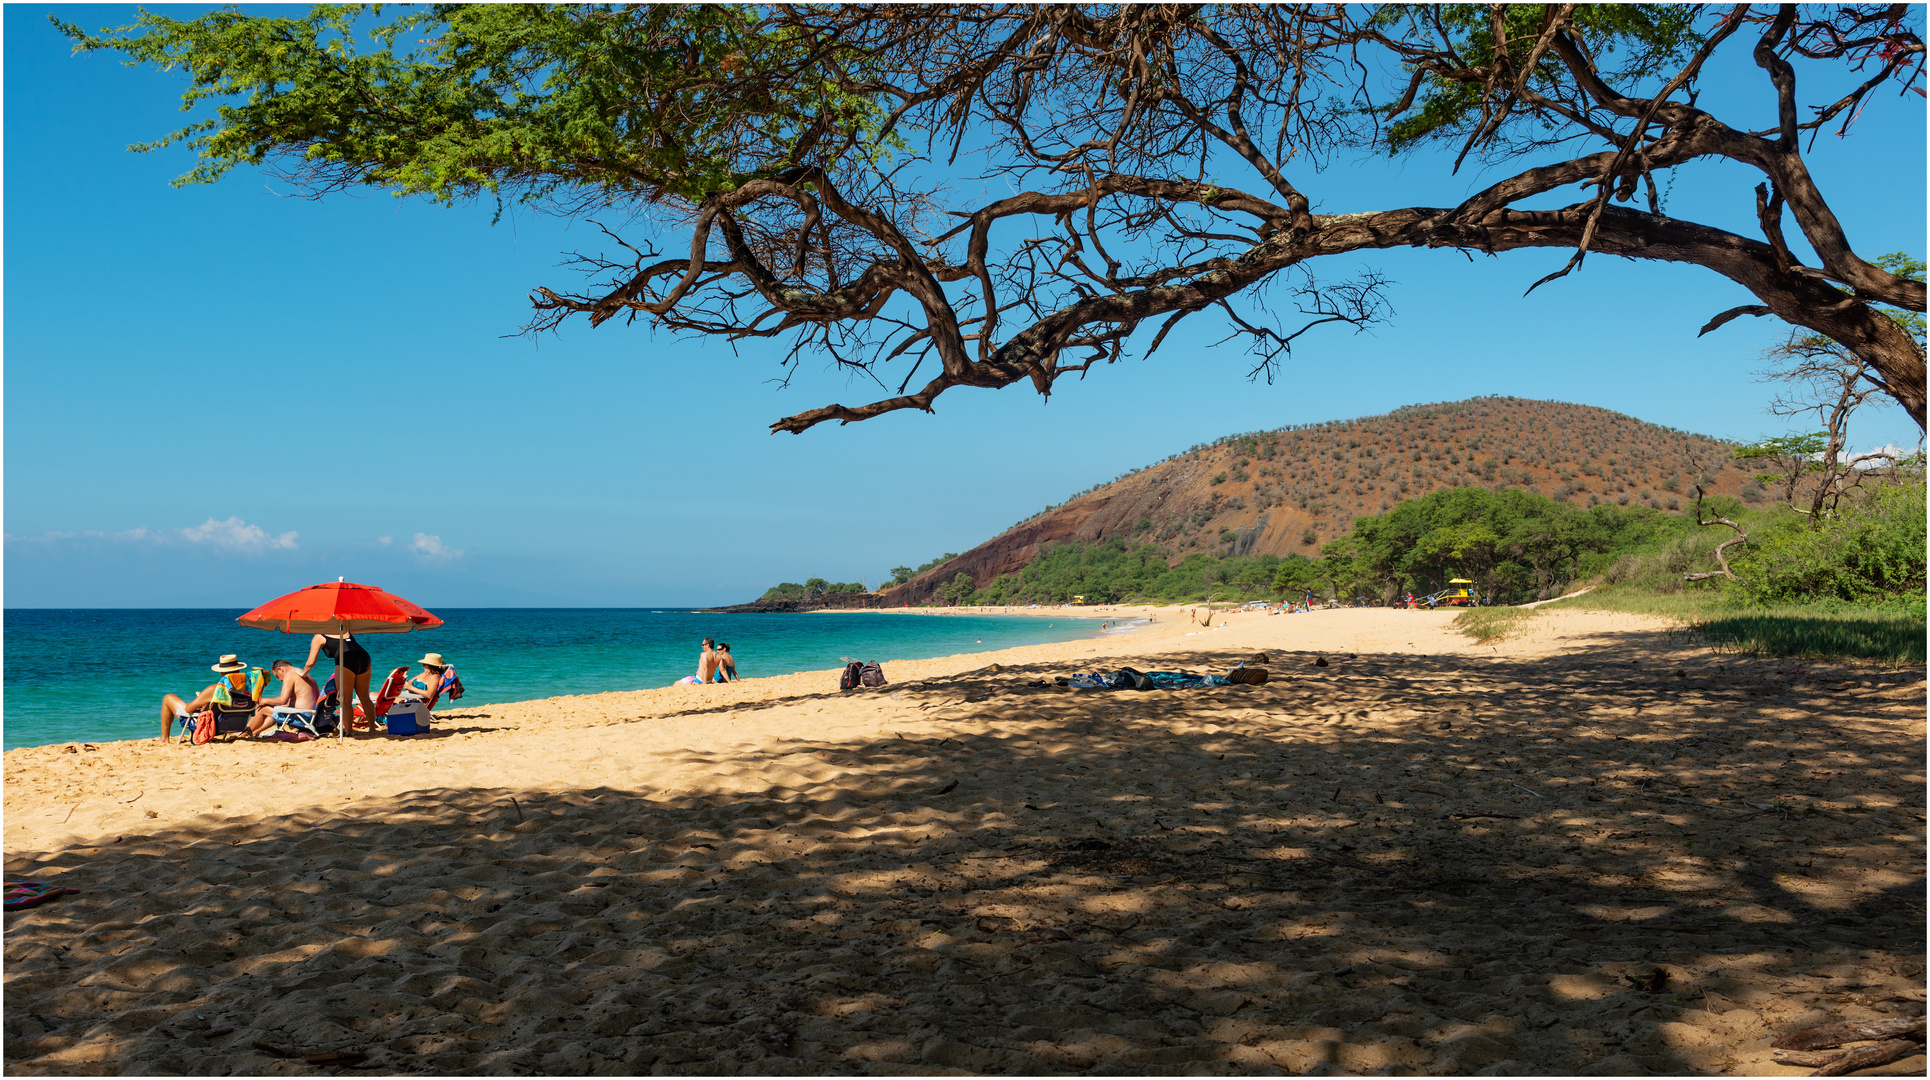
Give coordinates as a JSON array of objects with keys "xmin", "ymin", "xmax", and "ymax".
[
  {"xmin": 1549, "ymin": 470, "xmax": 1925, "ymax": 663},
  {"xmin": 64, "ymin": 6, "xmax": 1927, "ymax": 436},
  {"xmin": 886, "ymin": 553, "xmax": 960, "ymax": 585},
  {"xmin": 1316, "ymin": 486, "xmax": 1698, "ymax": 603},
  {"xmin": 759, "ymin": 578, "xmax": 866, "ymax": 603},
  {"xmin": 934, "ymin": 538, "xmax": 1295, "ymax": 606},
  {"xmin": 1452, "ymin": 606, "xmax": 1544, "ymax": 644}
]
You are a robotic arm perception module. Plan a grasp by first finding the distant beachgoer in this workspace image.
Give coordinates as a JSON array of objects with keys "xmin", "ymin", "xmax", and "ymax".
[
  {"xmin": 678, "ymin": 638, "xmax": 721, "ymax": 686},
  {"xmin": 249, "ymin": 660, "xmax": 320, "ymax": 736},
  {"xmin": 158, "ymin": 654, "xmax": 252, "ymax": 743},
  {"xmin": 715, "ymin": 643, "xmax": 738, "ymax": 682},
  {"xmin": 303, "ymin": 633, "xmax": 377, "ymax": 722}
]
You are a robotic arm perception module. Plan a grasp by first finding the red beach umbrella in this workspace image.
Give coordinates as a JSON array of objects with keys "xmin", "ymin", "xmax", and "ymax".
[{"xmin": 238, "ymin": 579, "xmax": 443, "ymax": 736}]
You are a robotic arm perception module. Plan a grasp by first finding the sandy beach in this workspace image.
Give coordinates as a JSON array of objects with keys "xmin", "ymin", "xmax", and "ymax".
[{"xmin": 5, "ymin": 606, "xmax": 1923, "ymax": 1076}]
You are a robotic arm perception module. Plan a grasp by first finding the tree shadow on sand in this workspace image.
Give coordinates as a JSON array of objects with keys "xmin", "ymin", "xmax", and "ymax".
[{"xmin": 5, "ymin": 637, "xmax": 1924, "ymax": 1075}]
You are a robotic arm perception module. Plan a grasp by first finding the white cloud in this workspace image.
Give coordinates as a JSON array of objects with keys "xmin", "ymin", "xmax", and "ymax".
[
  {"xmin": 178, "ymin": 517, "xmax": 299, "ymax": 552},
  {"xmin": 7, "ymin": 518, "xmax": 299, "ymax": 554},
  {"xmin": 378, "ymin": 535, "xmax": 393, "ymax": 547},
  {"xmin": 1854, "ymin": 444, "xmax": 1906, "ymax": 467},
  {"xmin": 409, "ymin": 532, "xmax": 463, "ymax": 562}
]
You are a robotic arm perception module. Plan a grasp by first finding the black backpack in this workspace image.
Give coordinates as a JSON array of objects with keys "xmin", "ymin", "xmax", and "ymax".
[
  {"xmin": 839, "ymin": 661, "xmax": 865, "ymax": 691},
  {"xmin": 1109, "ymin": 667, "xmax": 1154, "ymax": 691},
  {"xmin": 859, "ymin": 661, "xmax": 886, "ymax": 688}
]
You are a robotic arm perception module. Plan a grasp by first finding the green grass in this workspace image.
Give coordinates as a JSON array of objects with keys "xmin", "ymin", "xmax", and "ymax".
[
  {"xmin": 1451, "ymin": 606, "xmax": 1543, "ymax": 644},
  {"xmin": 1543, "ymin": 585, "xmax": 1926, "ymax": 666}
]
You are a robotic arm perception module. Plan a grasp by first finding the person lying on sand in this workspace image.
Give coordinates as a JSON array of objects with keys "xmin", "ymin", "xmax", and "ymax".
[
  {"xmin": 248, "ymin": 660, "xmax": 320, "ymax": 736},
  {"xmin": 158, "ymin": 654, "xmax": 251, "ymax": 743},
  {"xmin": 714, "ymin": 643, "xmax": 737, "ymax": 682}
]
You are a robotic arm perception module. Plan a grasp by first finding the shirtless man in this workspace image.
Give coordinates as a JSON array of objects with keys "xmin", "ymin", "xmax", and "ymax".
[
  {"xmin": 158, "ymin": 654, "xmax": 252, "ymax": 743},
  {"xmin": 697, "ymin": 638, "xmax": 721, "ymax": 683},
  {"xmin": 249, "ymin": 660, "xmax": 321, "ymax": 736}
]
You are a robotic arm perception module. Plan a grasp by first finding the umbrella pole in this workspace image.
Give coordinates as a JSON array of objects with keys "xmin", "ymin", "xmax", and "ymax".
[{"xmin": 338, "ymin": 620, "xmax": 350, "ymax": 741}]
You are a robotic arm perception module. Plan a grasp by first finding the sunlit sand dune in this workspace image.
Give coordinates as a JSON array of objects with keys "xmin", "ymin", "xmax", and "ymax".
[{"xmin": 5, "ymin": 608, "xmax": 1923, "ymax": 1075}]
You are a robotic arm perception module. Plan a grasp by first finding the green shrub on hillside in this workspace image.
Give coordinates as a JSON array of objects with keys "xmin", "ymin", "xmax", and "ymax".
[
  {"xmin": 759, "ymin": 578, "xmax": 866, "ymax": 603},
  {"xmin": 1731, "ymin": 479, "xmax": 1926, "ymax": 608},
  {"xmin": 1326, "ymin": 486, "xmax": 1692, "ymax": 603},
  {"xmin": 937, "ymin": 538, "xmax": 1296, "ymax": 605}
]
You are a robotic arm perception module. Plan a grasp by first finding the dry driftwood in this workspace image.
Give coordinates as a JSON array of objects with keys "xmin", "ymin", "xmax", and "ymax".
[
  {"xmin": 1773, "ymin": 1038, "xmax": 1925, "ymax": 1076},
  {"xmin": 1770, "ymin": 1016, "xmax": 1925, "ymax": 1077},
  {"xmin": 1772, "ymin": 1015, "xmax": 1925, "ymax": 1051},
  {"xmin": 1772, "ymin": 1047, "xmax": 1845, "ymax": 1067}
]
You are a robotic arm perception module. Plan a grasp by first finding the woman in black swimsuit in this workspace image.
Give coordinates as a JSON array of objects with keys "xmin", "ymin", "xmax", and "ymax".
[{"xmin": 301, "ymin": 633, "xmax": 378, "ymax": 722}]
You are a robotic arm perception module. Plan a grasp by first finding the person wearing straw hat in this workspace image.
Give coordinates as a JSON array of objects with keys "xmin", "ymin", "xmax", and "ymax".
[
  {"xmin": 398, "ymin": 652, "xmax": 451, "ymax": 708},
  {"xmin": 157, "ymin": 654, "xmax": 253, "ymax": 743}
]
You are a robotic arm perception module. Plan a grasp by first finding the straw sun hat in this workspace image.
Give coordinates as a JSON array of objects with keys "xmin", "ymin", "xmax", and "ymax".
[
  {"xmin": 417, "ymin": 653, "xmax": 448, "ymax": 669},
  {"xmin": 211, "ymin": 655, "xmax": 247, "ymax": 673}
]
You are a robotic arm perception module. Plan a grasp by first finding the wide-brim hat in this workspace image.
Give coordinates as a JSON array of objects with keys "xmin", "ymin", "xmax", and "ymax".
[
  {"xmin": 211, "ymin": 654, "xmax": 247, "ymax": 673},
  {"xmin": 417, "ymin": 652, "xmax": 447, "ymax": 669}
]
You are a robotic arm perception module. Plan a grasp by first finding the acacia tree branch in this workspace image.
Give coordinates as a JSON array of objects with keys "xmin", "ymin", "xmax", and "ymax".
[
  {"xmin": 752, "ymin": 199, "xmax": 1922, "ymax": 434},
  {"xmin": 1684, "ymin": 485, "xmax": 1748, "ymax": 581}
]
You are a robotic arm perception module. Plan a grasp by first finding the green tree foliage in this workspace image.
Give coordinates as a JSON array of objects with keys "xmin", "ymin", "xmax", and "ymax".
[
  {"xmin": 1730, "ymin": 478, "xmax": 1927, "ymax": 609},
  {"xmin": 61, "ymin": 8, "xmax": 1927, "ymax": 435},
  {"xmin": 1378, "ymin": 4, "xmax": 1704, "ymax": 153},
  {"xmin": 57, "ymin": 5, "xmax": 888, "ymax": 207},
  {"xmin": 758, "ymin": 578, "xmax": 864, "ymax": 603},
  {"xmin": 1734, "ymin": 432, "xmax": 1830, "ymax": 507},
  {"xmin": 1329, "ymin": 487, "xmax": 1692, "ymax": 602},
  {"xmin": 887, "ymin": 554, "xmax": 958, "ymax": 584},
  {"xmin": 934, "ymin": 539, "xmax": 1295, "ymax": 606},
  {"xmin": 1866, "ymin": 253, "xmax": 1925, "ymax": 345}
]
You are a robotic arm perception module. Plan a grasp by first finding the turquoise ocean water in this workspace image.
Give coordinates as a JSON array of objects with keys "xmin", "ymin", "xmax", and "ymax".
[{"xmin": 0, "ymin": 608, "xmax": 1114, "ymax": 751}]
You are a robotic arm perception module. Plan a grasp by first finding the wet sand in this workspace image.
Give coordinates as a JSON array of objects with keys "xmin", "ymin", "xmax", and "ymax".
[{"xmin": 5, "ymin": 607, "xmax": 1924, "ymax": 1075}]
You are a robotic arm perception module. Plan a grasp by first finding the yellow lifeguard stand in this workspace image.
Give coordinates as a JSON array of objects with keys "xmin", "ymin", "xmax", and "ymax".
[{"xmin": 1441, "ymin": 579, "xmax": 1476, "ymax": 606}]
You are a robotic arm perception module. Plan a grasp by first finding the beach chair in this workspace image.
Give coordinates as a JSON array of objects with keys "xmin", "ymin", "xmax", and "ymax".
[
  {"xmin": 362, "ymin": 667, "xmax": 411, "ymax": 727},
  {"xmin": 180, "ymin": 667, "xmax": 267, "ymax": 745},
  {"xmin": 381, "ymin": 665, "xmax": 462, "ymax": 736},
  {"xmin": 184, "ymin": 700, "xmax": 257, "ymax": 745},
  {"xmin": 347, "ymin": 667, "xmax": 413, "ymax": 731}
]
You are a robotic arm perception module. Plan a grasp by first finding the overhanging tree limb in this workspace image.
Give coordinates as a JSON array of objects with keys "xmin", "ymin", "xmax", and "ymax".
[{"xmin": 64, "ymin": 3, "xmax": 1929, "ymax": 435}]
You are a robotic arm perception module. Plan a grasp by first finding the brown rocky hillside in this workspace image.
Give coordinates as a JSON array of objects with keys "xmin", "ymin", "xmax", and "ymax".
[{"xmin": 878, "ymin": 397, "xmax": 1756, "ymax": 606}]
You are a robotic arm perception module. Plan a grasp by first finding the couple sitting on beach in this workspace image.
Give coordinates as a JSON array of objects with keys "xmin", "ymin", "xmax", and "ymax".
[{"xmin": 675, "ymin": 638, "xmax": 738, "ymax": 685}]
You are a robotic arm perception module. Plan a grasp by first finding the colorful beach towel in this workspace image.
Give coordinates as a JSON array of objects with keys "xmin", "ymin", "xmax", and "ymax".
[
  {"xmin": 439, "ymin": 667, "xmax": 464, "ymax": 703},
  {"xmin": 5, "ymin": 881, "xmax": 78, "ymax": 911}
]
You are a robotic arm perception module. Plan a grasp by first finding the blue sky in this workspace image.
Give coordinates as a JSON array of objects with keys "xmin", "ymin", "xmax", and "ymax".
[{"xmin": 6, "ymin": 5, "xmax": 1923, "ymax": 607}]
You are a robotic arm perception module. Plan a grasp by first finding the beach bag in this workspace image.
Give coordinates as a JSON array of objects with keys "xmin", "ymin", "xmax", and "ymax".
[
  {"xmin": 1228, "ymin": 666, "xmax": 1269, "ymax": 685},
  {"xmin": 1109, "ymin": 667, "xmax": 1154, "ymax": 691},
  {"xmin": 309, "ymin": 694, "xmax": 343, "ymax": 735},
  {"xmin": 839, "ymin": 661, "xmax": 865, "ymax": 691},
  {"xmin": 859, "ymin": 661, "xmax": 887, "ymax": 688}
]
